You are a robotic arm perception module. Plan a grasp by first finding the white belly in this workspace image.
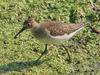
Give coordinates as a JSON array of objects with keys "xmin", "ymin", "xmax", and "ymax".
[
  {"xmin": 32, "ymin": 26, "xmax": 84, "ymax": 44},
  {"xmin": 48, "ymin": 26, "xmax": 85, "ymax": 40}
]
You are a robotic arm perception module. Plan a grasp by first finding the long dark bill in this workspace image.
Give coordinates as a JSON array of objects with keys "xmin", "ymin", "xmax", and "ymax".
[{"xmin": 14, "ymin": 27, "xmax": 25, "ymax": 39}]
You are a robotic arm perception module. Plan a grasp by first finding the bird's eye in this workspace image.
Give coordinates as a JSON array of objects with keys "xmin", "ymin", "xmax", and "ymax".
[{"xmin": 28, "ymin": 23, "xmax": 31, "ymax": 26}]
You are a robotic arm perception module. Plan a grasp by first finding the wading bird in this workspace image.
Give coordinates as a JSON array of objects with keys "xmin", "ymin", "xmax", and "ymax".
[{"xmin": 14, "ymin": 17, "xmax": 86, "ymax": 63}]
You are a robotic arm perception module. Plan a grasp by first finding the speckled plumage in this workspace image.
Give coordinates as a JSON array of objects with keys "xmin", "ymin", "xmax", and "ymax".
[
  {"xmin": 31, "ymin": 21, "xmax": 85, "ymax": 44},
  {"xmin": 14, "ymin": 17, "xmax": 85, "ymax": 44},
  {"xmin": 14, "ymin": 17, "xmax": 86, "ymax": 62},
  {"xmin": 40, "ymin": 21, "xmax": 85, "ymax": 36}
]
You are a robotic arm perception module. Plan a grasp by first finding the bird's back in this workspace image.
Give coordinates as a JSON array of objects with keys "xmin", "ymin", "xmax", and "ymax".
[
  {"xmin": 40, "ymin": 21, "xmax": 85, "ymax": 36},
  {"xmin": 32, "ymin": 21, "xmax": 85, "ymax": 44}
]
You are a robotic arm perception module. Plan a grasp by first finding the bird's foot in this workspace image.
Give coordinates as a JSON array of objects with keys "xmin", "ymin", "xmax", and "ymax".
[{"xmin": 65, "ymin": 58, "xmax": 72, "ymax": 64}]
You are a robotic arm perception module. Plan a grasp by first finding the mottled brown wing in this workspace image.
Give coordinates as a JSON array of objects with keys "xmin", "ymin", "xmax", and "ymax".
[{"xmin": 41, "ymin": 21, "xmax": 85, "ymax": 36}]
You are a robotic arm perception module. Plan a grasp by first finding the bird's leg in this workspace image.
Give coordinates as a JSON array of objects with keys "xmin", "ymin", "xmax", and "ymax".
[
  {"xmin": 61, "ymin": 44, "xmax": 71, "ymax": 63},
  {"xmin": 36, "ymin": 44, "xmax": 48, "ymax": 61},
  {"xmin": 42, "ymin": 44, "xmax": 48, "ymax": 54}
]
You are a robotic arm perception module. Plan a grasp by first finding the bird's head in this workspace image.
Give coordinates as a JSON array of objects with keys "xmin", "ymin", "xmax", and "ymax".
[{"xmin": 14, "ymin": 16, "xmax": 39, "ymax": 38}]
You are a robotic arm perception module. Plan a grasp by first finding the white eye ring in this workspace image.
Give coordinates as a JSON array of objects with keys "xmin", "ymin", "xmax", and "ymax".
[{"xmin": 28, "ymin": 23, "xmax": 31, "ymax": 26}]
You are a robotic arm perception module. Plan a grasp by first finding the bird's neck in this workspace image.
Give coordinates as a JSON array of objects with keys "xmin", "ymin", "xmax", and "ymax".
[{"xmin": 32, "ymin": 23, "xmax": 41, "ymax": 30}]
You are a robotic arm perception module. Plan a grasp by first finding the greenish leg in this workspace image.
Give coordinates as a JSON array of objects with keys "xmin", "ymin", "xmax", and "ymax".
[
  {"xmin": 36, "ymin": 44, "xmax": 48, "ymax": 61},
  {"xmin": 62, "ymin": 44, "xmax": 71, "ymax": 63}
]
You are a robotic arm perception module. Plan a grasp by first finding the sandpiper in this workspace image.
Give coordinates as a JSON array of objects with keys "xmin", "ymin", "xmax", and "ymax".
[{"xmin": 14, "ymin": 17, "xmax": 86, "ymax": 62}]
